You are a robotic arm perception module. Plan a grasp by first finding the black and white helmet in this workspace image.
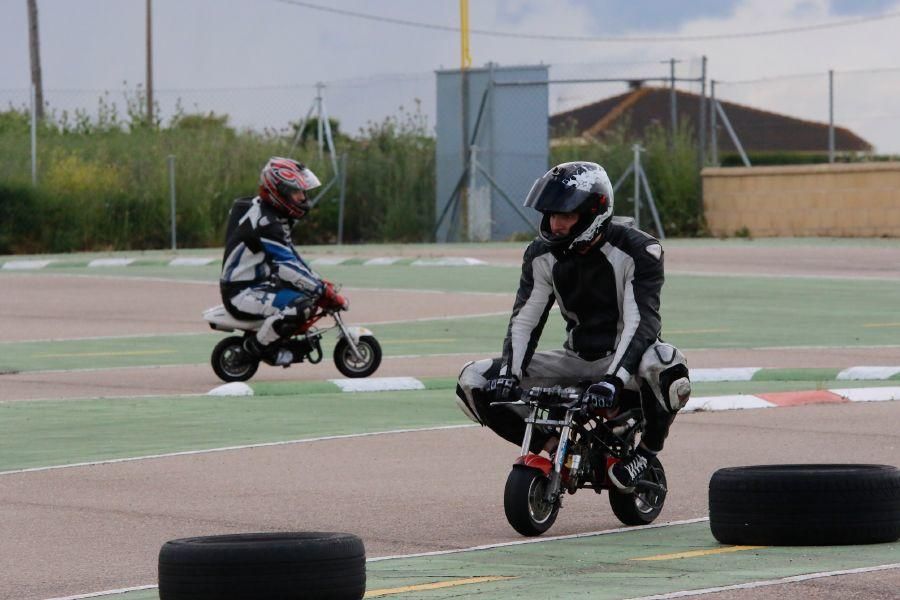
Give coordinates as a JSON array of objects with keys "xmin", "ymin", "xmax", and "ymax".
[{"xmin": 524, "ymin": 161, "xmax": 614, "ymax": 253}]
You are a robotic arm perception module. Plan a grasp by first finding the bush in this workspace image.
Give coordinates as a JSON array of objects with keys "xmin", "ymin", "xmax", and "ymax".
[
  {"xmin": 0, "ymin": 99, "xmax": 435, "ymax": 252},
  {"xmin": 0, "ymin": 183, "xmax": 40, "ymax": 253},
  {"xmin": 551, "ymin": 118, "xmax": 702, "ymax": 237}
]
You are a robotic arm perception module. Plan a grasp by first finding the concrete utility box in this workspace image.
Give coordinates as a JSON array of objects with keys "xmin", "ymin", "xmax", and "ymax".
[{"xmin": 435, "ymin": 64, "xmax": 548, "ymax": 241}]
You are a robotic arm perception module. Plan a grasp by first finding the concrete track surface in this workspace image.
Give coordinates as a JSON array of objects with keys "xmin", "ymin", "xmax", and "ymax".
[{"xmin": 1, "ymin": 240, "xmax": 899, "ymax": 599}]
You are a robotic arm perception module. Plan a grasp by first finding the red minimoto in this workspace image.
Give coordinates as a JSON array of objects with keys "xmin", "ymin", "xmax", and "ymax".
[{"xmin": 494, "ymin": 385, "xmax": 667, "ymax": 536}]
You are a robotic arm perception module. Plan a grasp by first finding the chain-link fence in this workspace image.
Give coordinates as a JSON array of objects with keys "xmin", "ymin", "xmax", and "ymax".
[
  {"xmin": 711, "ymin": 67, "xmax": 900, "ymax": 165},
  {"xmin": 2, "ymin": 56, "xmax": 899, "ymax": 250}
]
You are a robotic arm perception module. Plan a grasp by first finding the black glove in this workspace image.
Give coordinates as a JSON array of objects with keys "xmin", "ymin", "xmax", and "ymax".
[
  {"xmin": 581, "ymin": 375, "xmax": 623, "ymax": 410},
  {"xmin": 486, "ymin": 375, "xmax": 520, "ymax": 401}
]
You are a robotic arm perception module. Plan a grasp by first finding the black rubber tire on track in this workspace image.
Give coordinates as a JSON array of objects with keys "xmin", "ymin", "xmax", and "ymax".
[
  {"xmin": 158, "ymin": 532, "xmax": 365, "ymax": 600},
  {"xmin": 709, "ymin": 464, "xmax": 900, "ymax": 546}
]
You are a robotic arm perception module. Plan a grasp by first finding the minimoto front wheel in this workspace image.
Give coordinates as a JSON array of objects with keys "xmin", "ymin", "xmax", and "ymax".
[
  {"xmin": 504, "ymin": 466, "xmax": 560, "ymax": 536},
  {"xmin": 211, "ymin": 336, "xmax": 259, "ymax": 382},
  {"xmin": 333, "ymin": 335, "xmax": 382, "ymax": 378}
]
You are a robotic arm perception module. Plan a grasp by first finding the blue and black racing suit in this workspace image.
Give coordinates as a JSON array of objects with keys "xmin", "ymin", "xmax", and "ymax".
[{"xmin": 219, "ymin": 196, "xmax": 324, "ymax": 347}]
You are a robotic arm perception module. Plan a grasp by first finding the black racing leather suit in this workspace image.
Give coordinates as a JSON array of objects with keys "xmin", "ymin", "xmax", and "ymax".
[{"xmin": 502, "ymin": 221, "xmax": 664, "ymax": 385}]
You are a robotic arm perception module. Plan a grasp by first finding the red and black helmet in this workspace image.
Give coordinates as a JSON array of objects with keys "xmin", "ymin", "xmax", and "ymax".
[{"xmin": 258, "ymin": 157, "xmax": 322, "ymax": 219}]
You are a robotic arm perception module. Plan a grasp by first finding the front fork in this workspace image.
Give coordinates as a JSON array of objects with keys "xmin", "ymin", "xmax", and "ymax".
[
  {"xmin": 332, "ymin": 312, "xmax": 365, "ymax": 362},
  {"xmin": 520, "ymin": 406, "xmax": 577, "ymax": 505}
]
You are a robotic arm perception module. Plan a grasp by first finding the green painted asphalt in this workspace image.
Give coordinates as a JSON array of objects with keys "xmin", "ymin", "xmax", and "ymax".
[
  {"xmin": 0, "ymin": 389, "xmax": 468, "ymax": 472},
  {"xmin": 0, "ymin": 276, "xmax": 900, "ymax": 371},
  {"xmin": 87, "ymin": 521, "xmax": 900, "ymax": 600},
  {"xmin": 3, "ymin": 378, "xmax": 899, "ymax": 472}
]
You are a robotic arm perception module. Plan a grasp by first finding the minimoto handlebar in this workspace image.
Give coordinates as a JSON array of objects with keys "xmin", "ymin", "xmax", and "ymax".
[{"xmin": 490, "ymin": 384, "xmax": 585, "ymax": 410}]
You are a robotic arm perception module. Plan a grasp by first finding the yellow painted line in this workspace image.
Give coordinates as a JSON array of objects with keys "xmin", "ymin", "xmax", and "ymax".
[
  {"xmin": 632, "ymin": 545, "xmax": 766, "ymax": 561},
  {"xmin": 664, "ymin": 328, "xmax": 730, "ymax": 335},
  {"xmin": 364, "ymin": 575, "xmax": 516, "ymax": 597},
  {"xmin": 33, "ymin": 350, "xmax": 176, "ymax": 358},
  {"xmin": 863, "ymin": 322, "xmax": 900, "ymax": 328}
]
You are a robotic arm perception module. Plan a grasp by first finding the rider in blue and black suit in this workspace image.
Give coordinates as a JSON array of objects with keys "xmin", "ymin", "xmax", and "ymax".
[{"xmin": 219, "ymin": 157, "xmax": 344, "ymax": 365}]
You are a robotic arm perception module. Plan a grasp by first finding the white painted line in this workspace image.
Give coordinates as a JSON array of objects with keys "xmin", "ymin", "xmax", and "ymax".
[
  {"xmin": 87, "ymin": 258, "xmax": 135, "ymax": 267},
  {"xmin": 168, "ymin": 257, "xmax": 215, "ymax": 266},
  {"xmin": 668, "ymin": 268, "xmax": 900, "ymax": 282},
  {"xmin": 1, "ymin": 392, "xmax": 206, "ymax": 404},
  {"xmin": 208, "ymin": 382, "xmax": 254, "ymax": 396},
  {"xmin": 363, "ymin": 257, "xmax": 402, "ymax": 266},
  {"xmin": 361, "ymin": 310, "xmax": 512, "ymax": 327},
  {"xmin": 329, "ymin": 376, "xmax": 425, "ymax": 392},
  {"xmin": 310, "ymin": 257, "xmax": 347, "ymax": 265},
  {"xmin": 411, "ymin": 257, "xmax": 487, "ymax": 266},
  {"xmin": 830, "ymin": 386, "xmax": 900, "ymax": 402},
  {"xmin": 2, "ymin": 259, "xmax": 52, "ymax": 269},
  {"xmin": 0, "ymin": 424, "xmax": 478, "ymax": 476},
  {"xmin": 837, "ymin": 366, "xmax": 900, "ymax": 380},
  {"xmin": 369, "ymin": 517, "xmax": 711, "ymax": 562},
  {"xmin": 624, "ymin": 563, "xmax": 900, "ymax": 600},
  {"xmin": 683, "ymin": 394, "xmax": 776, "ymax": 412},
  {"xmin": 386, "ymin": 351, "xmax": 493, "ymax": 360},
  {"xmin": 690, "ymin": 367, "xmax": 761, "ymax": 382},
  {"xmin": 43, "ymin": 584, "xmax": 158, "ymax": 600},
  {"xmin": 343, "ymin": 285, "xmax": 510, "ymax": 297},
  {"xmin": 0, "ymin": 330, "xmax": 209, "ymax": 345}
]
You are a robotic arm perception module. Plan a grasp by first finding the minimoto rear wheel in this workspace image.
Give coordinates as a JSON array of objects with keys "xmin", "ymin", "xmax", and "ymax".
[
  {"xmin": 211, "ymin": 336, "xmax": 259, "ymax": 382},
  {"xmin": 609, "ymin": 455, "xmax": 667, "ymax": 526}
]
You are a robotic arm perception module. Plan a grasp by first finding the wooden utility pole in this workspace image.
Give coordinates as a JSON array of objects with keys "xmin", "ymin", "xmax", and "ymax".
[
  {"xmin": 26, "ymin": 0, "xmax": 44, "ymax": 120},
  {"xmin": 146, "ymin": 0, "xmax": 153, "ymax": 124}
]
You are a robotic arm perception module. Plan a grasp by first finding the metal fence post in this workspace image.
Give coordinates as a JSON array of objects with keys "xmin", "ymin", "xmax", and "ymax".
[
  {"xmin": 699, "ymin": 55, "xmax": 707, "ymax": 168},
  {"xmin": 828, "ymin": 69, "xmax": 835, "ymax": 163},
  {"xmin": 30, "ymin": 83, "xmax": 37, "ymax": 186},
  {"xmin": 632, "ymin": 144, "xmax": 642, "ymax": 228},
  {"xmin": 669, "ymin": 58, "xmax": 677, "ymax": 149},
  {"xmin": 167, "ymin": 154, "xmax": 177, "ymax": 250},
  {"xmin": 337, "ymin": 153, "xmax": 347, "ymax": 245},
  {"xmin": 710, "ymin": 80, "xmax": 718, "ymax": 166}
]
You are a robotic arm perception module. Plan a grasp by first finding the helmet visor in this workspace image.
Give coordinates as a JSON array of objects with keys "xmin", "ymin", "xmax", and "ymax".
[
  {"xmin": 295, "ymin": 166, "xmax": 322, "ymax": 191},
  {"xmin": 524, "ymin": 175, "xmax": 595, "ymax": 214}
]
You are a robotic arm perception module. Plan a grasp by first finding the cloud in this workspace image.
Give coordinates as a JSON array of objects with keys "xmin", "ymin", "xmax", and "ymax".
[{"xmin": 2, "ymin": 0, "xmax": 900, "ymax": 151}]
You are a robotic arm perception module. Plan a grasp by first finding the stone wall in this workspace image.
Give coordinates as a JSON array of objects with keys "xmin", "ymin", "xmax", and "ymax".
[{"xmin": 702, "ymin": 162, "xmax": 900, "ymax": 237}]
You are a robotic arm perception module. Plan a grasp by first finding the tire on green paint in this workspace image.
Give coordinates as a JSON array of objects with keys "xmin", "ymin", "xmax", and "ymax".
[
  {"xmin": 709, "ymin": 464, "xmax": 900, "ymax": 545},
  {"xmin": 158, "ymin": 532, "xmax": 366, "ymax": 599}
]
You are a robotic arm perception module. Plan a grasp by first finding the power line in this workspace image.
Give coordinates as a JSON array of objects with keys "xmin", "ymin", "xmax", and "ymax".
[
  {"xmin": 272, "ymin": 0, "xmax": 900, "ymax": 43},
  {"xmin": 718, "ymin": 65, "xmax": 900, "ymax": 85}
]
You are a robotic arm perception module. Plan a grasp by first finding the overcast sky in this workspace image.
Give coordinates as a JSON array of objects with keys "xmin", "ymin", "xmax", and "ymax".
[{"xmin": 3, "ymin": 0, "xmax": 900, "ymax": 152}]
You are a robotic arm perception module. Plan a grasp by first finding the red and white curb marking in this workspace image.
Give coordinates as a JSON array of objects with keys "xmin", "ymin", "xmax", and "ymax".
[{"xmin": 683, "ymin": 386, "xmax": 900, "ymax": 412}]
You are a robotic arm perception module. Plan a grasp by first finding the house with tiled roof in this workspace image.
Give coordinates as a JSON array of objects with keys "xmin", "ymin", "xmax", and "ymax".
[{"xmin": 550, "ymin": 85, "xmax": 872, "ymax": 155}]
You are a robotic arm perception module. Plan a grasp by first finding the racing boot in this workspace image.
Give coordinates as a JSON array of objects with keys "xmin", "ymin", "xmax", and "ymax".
[{"xmin": 608, "ymin": 445, "xmax": 655, "ymax": 491}]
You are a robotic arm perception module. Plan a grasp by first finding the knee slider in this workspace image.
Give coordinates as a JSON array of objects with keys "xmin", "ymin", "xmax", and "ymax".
[{"xmin": 659, "ymin": 364, "xmax": 691, "ymax": 412}]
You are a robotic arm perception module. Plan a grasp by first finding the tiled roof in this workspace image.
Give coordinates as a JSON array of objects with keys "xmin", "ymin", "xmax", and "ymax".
[{"xmin": 549, "ymin": 86, "xmax": 872, "ymax": 153}]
